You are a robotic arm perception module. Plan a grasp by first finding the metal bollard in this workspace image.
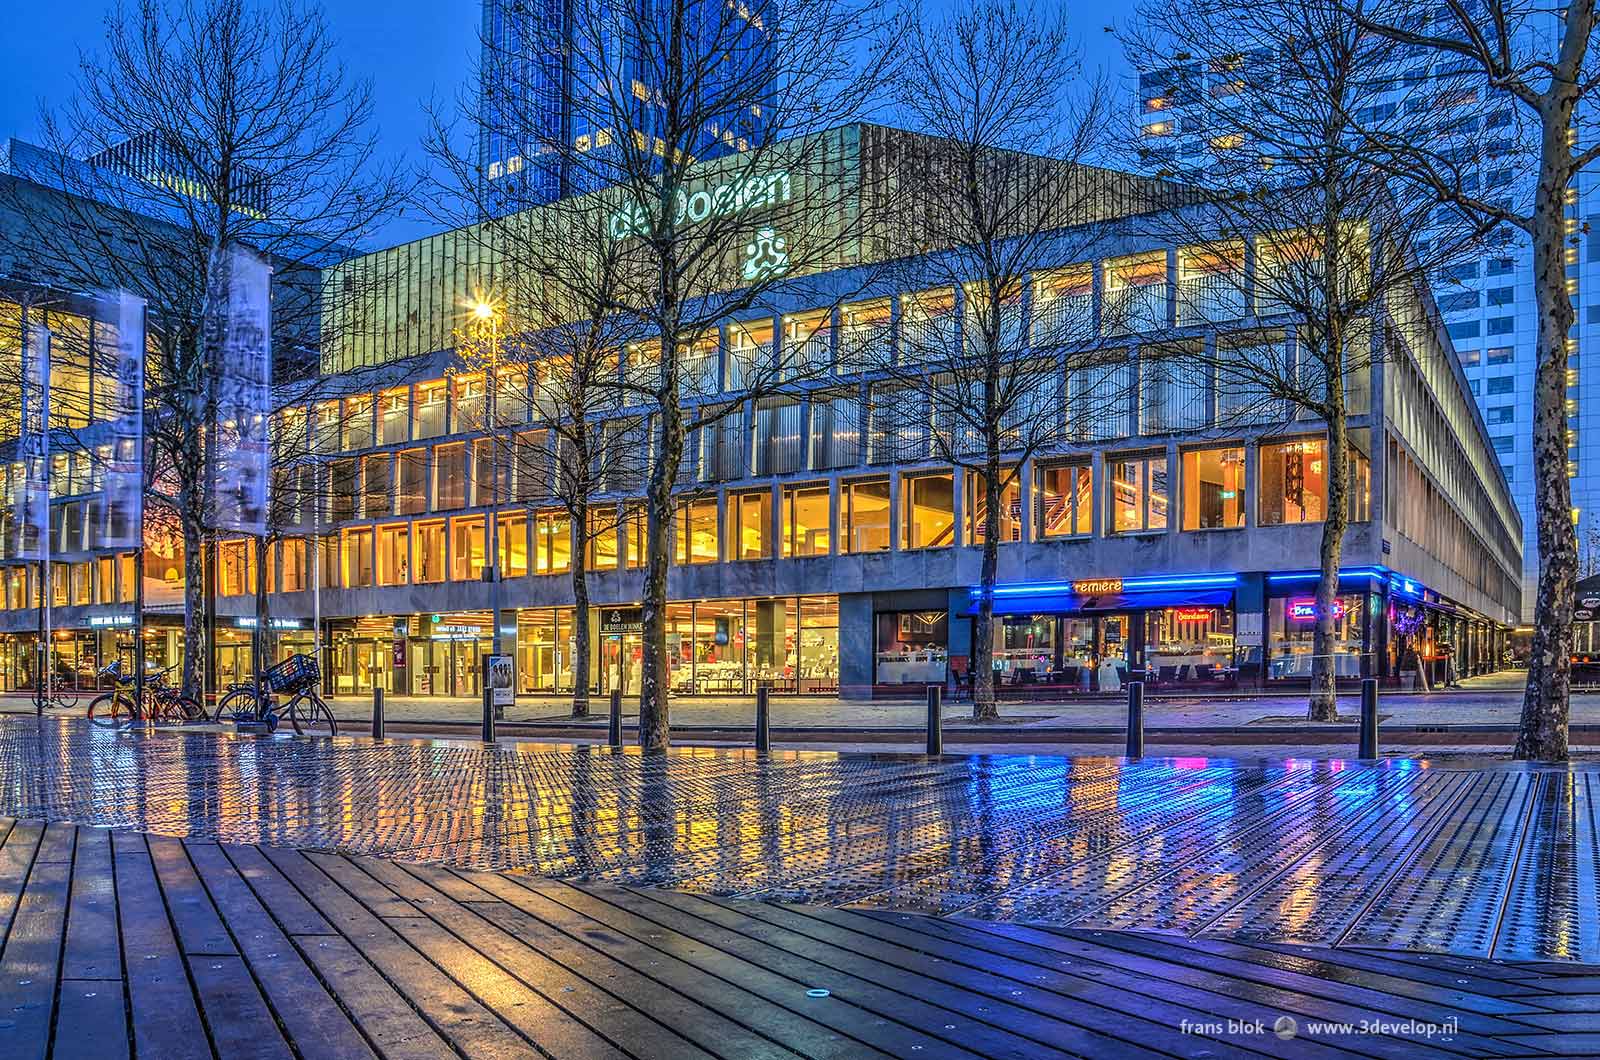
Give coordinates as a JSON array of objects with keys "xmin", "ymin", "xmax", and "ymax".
[
  {"xmin": 480, "ymin": 658, "xmax": 495, "ymax": 744},
  {"xmin": 755, "ymin": 686, "xmax": 770, "ymax": 753},
  {"xmin": 371, "ymin": 687, "xmax": 384, "ymax": 740},
  {"xmin": 607, "ymin": 689, "xmax": 622, "ymax": 750},
  {"xmin": 926, "ymin": 685, "xmax": 943, "ymax": 756},
  {"xmin": 1125, "ymin": 681, "xmax": 1144, "ymax": 759},
  {"xmin": 1359, "ymin": 677, "xmax": 1379, "ymax": 759}
]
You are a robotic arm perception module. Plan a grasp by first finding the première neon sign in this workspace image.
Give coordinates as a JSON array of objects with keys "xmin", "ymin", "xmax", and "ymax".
[{"xmin": 608, "ymin": 171, "xmax": 794, "ymax": 240}]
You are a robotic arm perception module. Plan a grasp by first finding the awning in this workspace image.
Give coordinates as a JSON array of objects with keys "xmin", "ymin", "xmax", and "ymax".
[{"xmin": 968, "ymin": 588, "xmax": 1234, "ymax": 617}]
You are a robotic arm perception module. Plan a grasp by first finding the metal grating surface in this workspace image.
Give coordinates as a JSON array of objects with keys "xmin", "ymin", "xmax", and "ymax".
[{"xmin": 0, "ymin": 716, "xmax": 1594, "ymax": 963}]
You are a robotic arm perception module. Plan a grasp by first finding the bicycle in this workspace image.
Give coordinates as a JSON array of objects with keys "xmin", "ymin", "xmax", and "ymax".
[
  {"xmin": 216, "ymin": 653, "xmax": 338, "ymax": 738},
  {"xmin": 87, "ymin": 661, "xmax": 205, "ymax": 728},
  {"xmin": 35, "ymin": 672, "xmax": 79, "ymax": 711}
]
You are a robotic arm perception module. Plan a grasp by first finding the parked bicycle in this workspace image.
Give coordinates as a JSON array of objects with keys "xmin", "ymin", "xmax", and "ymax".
[
  {"xmin": 87, "ymin": 661, "xmax": 205, "ymax": 728},
  {"xmin": 35, "ymin": 672, "xmax": 79, "ymax": 711},
  {"xmin": 213, "ymin": 653, "xmax": 337, "ymax": 738}
]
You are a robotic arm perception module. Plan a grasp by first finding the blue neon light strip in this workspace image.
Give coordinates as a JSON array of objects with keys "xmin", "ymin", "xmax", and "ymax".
[
  {"xmin": 982, "ymin": 572, "xmax": 1239, "ymax": 598},
  {"xmin": 1266, "ymin": 566, "xmax": 1390, "ymax": 584}
]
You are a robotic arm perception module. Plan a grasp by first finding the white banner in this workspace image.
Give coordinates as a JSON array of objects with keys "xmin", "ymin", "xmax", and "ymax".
[
  {"xmin": 14, "ymin": 324, "xmax": 49, "ymax": 560},
  {"xmin": 212, "ymin": 246, "xmax": 272, "ymax": 534},
  {"xmin": 99, "ymin": 292, "xmax": 146, "ymax": 548}
]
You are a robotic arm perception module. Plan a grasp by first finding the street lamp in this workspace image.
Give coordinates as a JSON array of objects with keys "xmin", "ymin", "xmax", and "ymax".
[{"xmin": 471, "ymin": 301, "xmax": 506, "ymax": 702}]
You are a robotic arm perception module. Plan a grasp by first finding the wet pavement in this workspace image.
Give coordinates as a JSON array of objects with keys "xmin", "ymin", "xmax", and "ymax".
[{"xmin": 0, "ymin": 715, "xmax": 1593, "ymax": 965}]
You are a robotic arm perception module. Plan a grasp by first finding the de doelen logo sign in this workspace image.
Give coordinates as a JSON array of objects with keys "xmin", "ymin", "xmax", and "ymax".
[{"xmin": 607, "ymin": 171, "xmax": 795, "ymax": 241}]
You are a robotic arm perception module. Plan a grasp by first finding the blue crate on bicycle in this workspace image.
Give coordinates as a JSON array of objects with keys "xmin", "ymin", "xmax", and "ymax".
[{"xmin": 261, "ymin": 653, "xmax": 319, "ymax": 695}]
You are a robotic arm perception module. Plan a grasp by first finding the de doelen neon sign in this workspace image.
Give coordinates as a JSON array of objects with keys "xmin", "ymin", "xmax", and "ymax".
[{"xmin": 607, "ymin": 171, "xmax": 794, "ymax": 240}]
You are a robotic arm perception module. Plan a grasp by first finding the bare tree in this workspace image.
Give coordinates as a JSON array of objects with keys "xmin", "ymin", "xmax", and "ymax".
[
  {"xmin": 874, "ymin": 1, "xmax": 1176, "ymax": 718},
  {"xmin": 1343, "ymin": 0, "xmax": 1598, "ymax": 759},
  {"xmin": 0, "ymin": 0, "xmax": 408, "ymax": 701},
  {"xmin": 1130, "ymin": 0, "xmax": 1492, "ymax": 719},
  {"xmin": 497, "ymin": 0, "xmax": 898, "ymax": 748}
]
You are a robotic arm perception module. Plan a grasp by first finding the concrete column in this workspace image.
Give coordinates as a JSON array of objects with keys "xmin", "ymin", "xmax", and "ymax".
[
  {"xmin": 770, "ymin": 481, "xmax": 783, "ymax": 558},
  {"xmin": 1165, "ymin": 247, "xmax": 1179, "ymax": 330},
  {"xmin": 1165, "ymin": 440, "xmax": 1180, "ymax": 536},
  {"xmin": 837, "ymin": 591, "xmax": 875, "ymax": 698},
  {"xmin": 1090, "ymin": 450, "xmax": 1106, "ymax": 539},
  {"xmin": 1016, "ymin": 459, "xmax": 1034, "ymax": 545},
  {"xmin": 827, "ymin": 477, "xmax": 841, "ymax": 556},
  {"xmin": 950, "ymin": 465, "xmax": 966, "ymax": 549},
  {"xmin": 888, "ymin": 470, "xmax": 902, "ymax": 552},
  {"xmin": 1243, "ymin": 440, "xmax": 1259, "ymax": 530}
]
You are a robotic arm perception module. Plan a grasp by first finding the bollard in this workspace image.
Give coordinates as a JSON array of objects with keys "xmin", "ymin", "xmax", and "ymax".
[
  {"xmin": 371, "ymin": 686, "xmax": 385, "ymax": 740},
  {"xmin": 1359, "ymin": 677, "xmax": 1379, "ymax": 759},
  {"xmin": 1125, "ymin": 681, "xmax": 1144, "ymax": 759},
  {"xmin": 608, "ymin": 689, "xmax": 622, "ymax": 750},
  {"xmin": 755, "ymin": 686, "xmax": 770, "ymax": 753},
  {"xmin": 480, "ymin": 658, "xmax": 496, "ymax": 744},
  {"xmin": 926, "ymin": 685, "xmax": 943, "ymax": 756}
]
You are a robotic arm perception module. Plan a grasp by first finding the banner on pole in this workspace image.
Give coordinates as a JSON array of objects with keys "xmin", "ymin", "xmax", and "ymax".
[
  {"xmin": 99, "ymin": 292, "xmax": 146, "ymax": 549},
  {"xmin": 212, "ymin": 246, "xmax": 272, "ymax": 535},
  {"xmin": 14, "ymin": 324, "xmax": 50, "ymax": 560}
]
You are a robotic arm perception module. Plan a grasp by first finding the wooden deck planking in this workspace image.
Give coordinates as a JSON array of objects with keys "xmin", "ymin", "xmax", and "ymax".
[{"xmin": 0, "ymin": 818, "xmax": 1585, "ymax": 1059}]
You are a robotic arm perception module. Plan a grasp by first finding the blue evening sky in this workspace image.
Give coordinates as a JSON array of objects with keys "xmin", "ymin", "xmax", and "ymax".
[{"xmin": 0, "ymin": 1, "xmax": 1131, "ymax": 247}]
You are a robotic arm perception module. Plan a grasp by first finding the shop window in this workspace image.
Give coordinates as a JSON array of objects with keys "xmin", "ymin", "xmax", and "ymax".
[
  {"xmin": 782, "ymin": 484, "xmax": 831, "ymax": 557},
  {"xmin": 450, "ymin": 516, "xmax": 485, "ymax": 581},
  {"xmin": 413, "ymin": 520, "xmax": 446, "ymax": 583},
  {"xmin": 451, "ymin": 373, "xmax": 485, "ymax": 432},
  {"xmin": 1268, "ymin": 593, "xmax": 1367, "ymax": 678},
  {"xmin": 434, "ymin": 442, "xmax": 467, "ymax": 510},
  {"xmin": 588, "ymin": 507, "xmax": 620, "ymax": 570},
  {"xmin": 1108, "ymin": 453, "xmax": 1168, "ymax": 533},
  {"xmin": 797, "ymin": 596, "xmax": 840, "ymax": 691},
  {"xmin": 624, "ymin": 505, "xmax": 647, "ymax": 568},
  {"xmin": 379, "ymin": 387, "xmax": 410, "ymax": 444},
  {"xmin": 376, "ymin": 524, "xmax": 409, "ymax": 586},
  {"xmin": 876, "ymin": 610, "xmax": 948, "ymax": 684},
  {"xmin": 342, "ymin": 527, "xmax": 374, "ymax": 588},
  {"xmin": 990, "ymin": 615, "xmax": 1056, "ymax": 685},
  {"xmin": 343, "ymin": 394, "xmax": 375, "ymax": 451},
  {"xmin": 396, "ymin": 449, "xmax": 427, "ymax": 514},
  {"xmin": 1182, "ymin": 446, "xmax": 1245, "ymax": 530},
  {"xmin": 901, "ymin": 472, "xmax": 955, "ymax": 550},
  {"xmin": 498, "ymin": 512, "xmax": 527, "ymax": 577},
  {"xmin": 843, "ymin": 479, "xmax": 891, "ymax": 553},
  {"xmin": 415, "ymin": 381, "xmax": 446, "ymax": 439},
  {"xmin": 534, "ymin": 510, "xmax": 572, "ymax": 574},
  {"xmin": 721, "ymin": 490, "xmax": 769, "ymax": 561},
  {"xmin": 362, "ymin": 453, "xmax": 393, "ymax": 518},
  {"xmin": 1145, "ymin": 607, "xmax": 1237, "ymax": 683},
  {"xmin": 1259, "ymin": 438, "xmax": 1328, "ymax": 525},
  {"xmin": 675, "ymin": 496, "xmax": 719, "ymax": 564},
  {"xmin": 281, "ymin": 538, "xmax": 307, "ymax": 593},
  {"xmin": 1036, "ymin": 463, "xmax": 1092, "ymax": 538},
  {"xmin": 965, "ymin": 469, "xmax": 1021, "ymax": 546}
]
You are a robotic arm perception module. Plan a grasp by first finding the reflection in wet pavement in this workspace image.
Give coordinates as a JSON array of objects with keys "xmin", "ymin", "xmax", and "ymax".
[{"xmin": 0, "ymin": 716, "xmax": 1590, "ymax": 962}]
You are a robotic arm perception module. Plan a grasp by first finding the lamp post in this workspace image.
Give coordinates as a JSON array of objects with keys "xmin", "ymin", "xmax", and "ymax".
[{"xmin": 472, "ymin": 302, "xmax": 505, "ymax": 680}]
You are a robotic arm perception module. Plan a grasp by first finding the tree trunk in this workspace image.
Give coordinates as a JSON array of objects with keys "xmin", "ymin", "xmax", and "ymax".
[
  {"xmin": 180, "ymin": 511, "xmax": 206, "ymax": 704},
  {"xmin": 1517, "ymin": 111, "xmax": 1578, "ymax": 762},
  {"xmin": 638, "ymin": 382, "xmax": 683, "ymax": 752},
  {"xmin": 569, "ymin": 503, "xmax": 590, "ymax": 718},
  {"xmin": 971, "ymin": 455, "xmax": 1002, "ymax": 721},
  {"xmin": 1309, "ymin": 419, "xmax": 1349, "ymax": 722}
]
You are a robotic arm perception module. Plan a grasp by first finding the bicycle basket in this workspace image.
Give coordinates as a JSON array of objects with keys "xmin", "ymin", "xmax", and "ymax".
[{"xmin": 262, "ymin": 653, "xmax": 319, "ymax": 694}]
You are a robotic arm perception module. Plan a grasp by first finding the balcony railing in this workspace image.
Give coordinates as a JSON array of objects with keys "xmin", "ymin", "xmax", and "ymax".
[
  {"xmin": 1178, "ymin": 275, "xmax": 1246, "ymax": 325},
  {"xmin": 1103, "ymin": 283, "xmax": 1169, "ymax": 337}
]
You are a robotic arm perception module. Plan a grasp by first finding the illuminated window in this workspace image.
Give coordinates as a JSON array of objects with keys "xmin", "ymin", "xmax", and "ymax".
[
  {"xmin": 1108, "ymin": 453, "xmax": 1168, "ymax": 533},
  {"xmin": 1036, "ymin": 464, "xmax": 1092, "ymax": 538},
  {"xmin": 413, "ymin": 520, "xmax": 445, "ymax": 583},
  {"xmin": 1258, "ymin": 438, "xmax": 1327, "ymax": 525},
  {"xmin": 842, "ymin": 479, "xmax": 891, "ymax": 553},
  {"xmin": 280, "ymin": 539, "xmax": 307, "ymax": 593},
  {"xmin": 341, "ymin": 527, "xmax": 374, "ymax": 588},
  {"xmin": 534, "ymin": 510, "xmax": 571, "ymax": 574},
  {"xmin": 362, "ymin": 453, "xmax": 393, "ymax": 518},
  {"xmin": 396, "ymin": 449, "xmax": 427, "ymax": 515},
  {"xmin": 587, "ymin": 507, "xmax": 619, "ymax": 570},
  {"xmin": 415, "ymin": 381, "xmax": 446, "ymax": 439},
  {"xmin": 674, "ymin": 496, "xmax": 719, "ymax": 564},
  {"xmin": 434, "ymin": 443, "xmax": 466, "ymax": 510},
  {"xmin": 965, "ymin": 469, "xmax": 1021, "ymax": 545},
  {"xmin": 376, "ymin": 524, "xmax": 409, "ymax": 586},
  {"xmin": 450, "ymin": 515, "xmax": 485, "ymax": 581},
  {"xmin": 379, "ymin": 388, "xmax": 410, "ymax": 444},
  {"xmin": 624, "ymin": 505, "xmax": 647, "ymax": 568},
  {"xmin": 1182, "ymin": 447, "xmax": 1245, "ymax": 530},
  {"xmin": 343, "ymin": 394, "xmax": 375, "ymax": 450},
  {"xmin": 218, "ymin": 539, "xmax": 254, "ymax": 596},
  {"xmin": 901, "ymin": 472, "xmax": 955, "ymax": 550},
  {"xmin": 451, "ymin": 374, "xmax": 485, "ymax": 432},
  {"xmin": 727, "ymin": 491, "xmax": 771, "ymax": 560},
  {"xmin": 1143, "ymin": 120, "xmax": 1173, "ymax": 137},
  {"xmin": 498, "ymin": 512, "xmax": 527, "ymax": 577},
  {"xmin": 782, "ymin": 484, "xmax": 831, "ymax": 557}
]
